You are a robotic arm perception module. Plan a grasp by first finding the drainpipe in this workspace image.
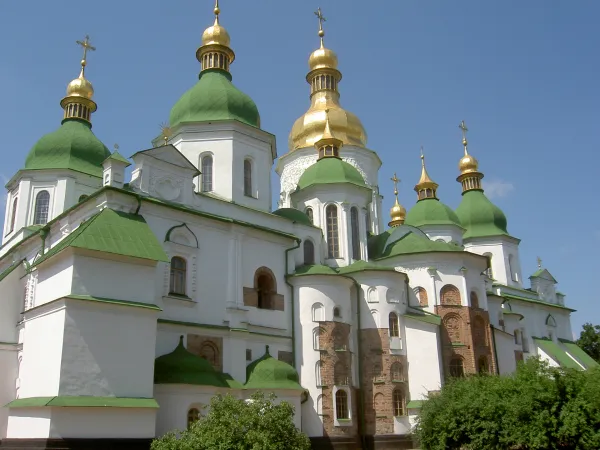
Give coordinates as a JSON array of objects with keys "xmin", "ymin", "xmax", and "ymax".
[
  {"xmin": 134, "ymin": 194, "xmax": 142, "ymax": 215},
  {"xmin": 39, "ymin": 226, "xmax": 50, "ymax": 256},
  {"xmin": 284, "ymin": 238, "xmax": 302, "ymax": 368}
]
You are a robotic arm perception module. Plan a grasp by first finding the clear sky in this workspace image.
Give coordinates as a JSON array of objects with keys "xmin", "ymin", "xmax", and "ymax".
[{"xmin": 1, "ymin": 1, "xmax": 598, "ymax": 333}]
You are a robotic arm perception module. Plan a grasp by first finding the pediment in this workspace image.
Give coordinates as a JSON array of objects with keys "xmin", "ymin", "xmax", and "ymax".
[{"xmin": 132, "ymin": 145, "xmax": 199, "ymax": 175}]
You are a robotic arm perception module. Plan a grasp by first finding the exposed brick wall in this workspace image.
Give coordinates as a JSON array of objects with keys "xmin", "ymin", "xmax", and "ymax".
[
  {"xmin": 416, "ymin": 287, "xmax": 428, "ymax": 306},
  {"xmin": 278, "ymin": 350, "xmax": 293, "ymax": 365},
  {"xmin": 360, "ymin": 328, "xmax": 408, "ymax": 436},
  {"xmin": 440, "ymin": 284, "xmax": 461, "ymax": 306},
  {"xmin": 187, "ymin": 334, "xmax": 223, "ymax": 372}
]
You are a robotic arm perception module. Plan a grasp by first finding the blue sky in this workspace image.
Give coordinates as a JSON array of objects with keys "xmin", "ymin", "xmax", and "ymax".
[{"xmin": 1, "ymin": 1, "xmax": 598, "ymax": 333}]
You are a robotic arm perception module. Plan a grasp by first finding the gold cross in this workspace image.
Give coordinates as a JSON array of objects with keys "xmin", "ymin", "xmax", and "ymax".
[
  {"xmin": 459, "ymin": 120, "xmax": 468, "ymax": 141},
  {"xmin": 391, "ymin": 173, "xmax": 400, "ymax": 195},
  {"xmin": 114, "ymin": 144, "xmax": 119, "ymax": 151},
  {"xmin": 76, "ymin": 35, "xmax": 96, "ymax": 66},
  {"xmin": 420, "ymin": 145, "xmax": 425, "ymax": 162},
  {"xmin": 160, "ymin": 122, "xmax": 172, "ymax": 145},
  {"xmin": 314, "ymin": 7, "xmax": 326, "ymax": 31},
  {"xmin": 537, "ymin": 256, "xmax": 542, "ymax": 269}
]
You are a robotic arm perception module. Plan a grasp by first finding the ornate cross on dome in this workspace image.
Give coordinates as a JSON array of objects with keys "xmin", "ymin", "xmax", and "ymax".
[
  {"xmin": 459, "ymin": 120, "xmax": 469, "ymax": 153},
  {"xmin": 314, "ymin": 7, "xmax": 326, "ymax": 44},
  {"xmin": 160, "ymin": 122, "xmax": 172, "ymax": 146},
  {"xmin": 537, "ymin": 256, "xmax": 542, "ymax": 269},
  {"xmin": 76, "ymin": 35, "xmax": 95, "ymax": 70},
  {"xmin": 391, "ymin": 173, "xmax": 400, "ymax": 196}
]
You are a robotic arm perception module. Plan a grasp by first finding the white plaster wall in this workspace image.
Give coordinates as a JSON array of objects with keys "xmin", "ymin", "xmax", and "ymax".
[
  {"xmin": 494, "ymin": 329, "xmax": 517, "ymax": 375},
  {"xmin": 223, "ymin": 336, "xmax": 249, "ymax": 383},
  {"xmin": 420, "ymin": 225, "xmax": 464, "ymax": 245},
  {"xmin": 6, "ymin": 409, "xmax": 51, "ymax": 439},
  {"xmin": 49, "ymin": 408, "xmax": 156, "ymax": 438},
  {"xmin": 58, "ymin": 301, "xmax": 157, "ymax": 398},
  {"xmin": 18, "ymin": 307, "xmax": 66, "ymax": 398},
  {"xmin": 71, "ymin": 254, "xmax": 157, "ymax": 304},
  {"xmin": 536, "ymin": 347, "xmax": 560, "ymax": 368},
  {"xmin": 464, "ymin": 237, "xmax": 523, "ymax": 288},
  {"xmin": 405, "ymin": 320, "xmax": 442, "ymax": 399},
  {"xmin": 0, "ymin": 265, "xmax": 24, "ymax": 343},
  {"xmin": 0, "ymin": 346, "xmax": 18, "ymax": 438},
  {"xmin": 35, "ymin": 253, "xmax": 74, "ymax": 306}
]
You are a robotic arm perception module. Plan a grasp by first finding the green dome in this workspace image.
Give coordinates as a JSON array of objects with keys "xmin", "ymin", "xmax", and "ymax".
[
  {"xmin": 169, "ymin": 69, "xmax": 260, "ymax": 128},
  {"xmin": 245, "ymin": 346, "xmax": 303, "ymax": 390},
  {"xmin": 154, "ymin": 336, "xmax": 233, "ymax": 387},
  {"xmin": 25, "ymin": 119, "xmax": 111, "ymax": 177},
  {"xmin": 405, "ymin": 198, "xmax": 463, "ymax": 228},
  {"xmin": 272, "ymin": 208, "xmax": 312, "ymax": 226},
  {"xmin": 455, "ymin": 190, "xmax": 508, "ymax": 239},
  {"xmin": 297, "ymin": 157, "xmax": 365, "ymax": 191}
]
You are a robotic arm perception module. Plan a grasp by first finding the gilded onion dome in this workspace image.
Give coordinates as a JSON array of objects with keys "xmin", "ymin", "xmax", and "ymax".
[
  {"xmin": 288, "ymin": 8, "xmax": 367, "ymax": 151},
  {"xmin": 388, "ymin": 173, "xmax": 406, "ymax": 227},
  {"xmin": 456, "ymin": 120, "xmax": 483, "ymax": 192},
  {"xmin": 60, "ymin": 35, "xmax": 97, "ymax": 123}
]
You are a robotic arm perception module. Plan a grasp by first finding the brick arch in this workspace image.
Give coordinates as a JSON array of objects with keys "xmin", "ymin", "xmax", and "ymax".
[
  {"xmin": 414, "ymin": 287, "xmax": 428, "ymax": 307},
  {"xmin": 473, "ymin": 315, "xmax": 487, "ymax": 346},
  {"xmin": 199, "ymin": 341, "xmax": 219, "ymax": 368},
  {"xmin": 373, "ymin": 393, "xmax": 385, "ymax": 415},
  {"xmin": 254, "ymin": 266, "xmax": 277, "ymax": 293},
  {"xmin": 390, "ymin": 362, "xmax": 404, "ymax": 381},
  {"xmin": 440, "ymin": 284, "xmax": 461, "ymax": 306},
  {"xmin": 334, "ymin": 362, "xmax": 349, "ymax": 385},
  {"xmin": 442, "ymin": 313, "xmax": 463, "ymax": 343},
  {"xmin": 470, "ymin": 291, "xmax": 480, "ymax": 309}
]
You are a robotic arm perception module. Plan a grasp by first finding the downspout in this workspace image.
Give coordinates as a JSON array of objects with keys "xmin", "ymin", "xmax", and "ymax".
[
  {"xmin": 134, "ymin": 194, "xmax": 142, "ymax": 215},
  {"xmin": 284, "ymin": 237, "xmax": 302, "ymax": 368},
  {"xmin": 490, "ymin": 324, "xmax": 500, "ymax": 375},
  {"xmin": 39, "ymin": 226, "xmax": 50, "ymax": 256}
]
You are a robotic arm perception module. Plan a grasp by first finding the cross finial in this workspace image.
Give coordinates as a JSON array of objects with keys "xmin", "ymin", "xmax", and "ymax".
[
  {"xmin": 537, "ymin": 256, "xmax": 542, "ymax": 269},
  {"xmin": 459, "ymin": 120, "xmax": 468, "ymax": 154},
  {"xmin": 420, "ymin": 145, "xmax": 425, "ymax": 165},
  {"xmin": 214, "ymin": 0, "xmax": 220, "ymax": 24},
  {"xmin": 113, "ymin": 144, "xmax": 119, "ymax": 151},
  {"xmin": 391, "ymin": 173, "xmax": 400, "ymax": 196},
  {"xmin": 160, "ymin": 122, "xmax": 172, "ymax": 146},
  {"xmin": 314, "ymin": 7, "xmax": 326, "ymax": 46},
  {"xmin": 76, "ymin": 35, "xmax": 96, "ymax": 75}
]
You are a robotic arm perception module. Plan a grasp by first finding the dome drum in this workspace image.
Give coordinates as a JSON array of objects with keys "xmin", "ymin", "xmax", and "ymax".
[
  {"xmin": 60, "ymin": 96, "xmax": 97, "ymax": 122},
  {"xmin": 307, "ymin": 68, "xmax": 342, "ymax": 96},
  {"xmin": 196, "ymin": 44, "xmax": 235, "ymax": 72}
]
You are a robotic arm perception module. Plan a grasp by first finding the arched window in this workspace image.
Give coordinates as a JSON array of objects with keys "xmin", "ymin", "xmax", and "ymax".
[
  {"xmin": 332, "ymin": 328, "xmax": 347, "ymax": 351},
  {"xmin": 483, "ymin": 253, "xmax": 493, "ymax": 278},
  {"xmin": 440, "ymin": 284, "xmax": 461, "ymax": 306},
  {"xmin": 33, "ymin": 190, "xmax": 50, "ymax": 225},
  {"xmin": 391, "ymin": 362, "xmax": 403, "ymax": 381},
  {"xmin": 187, "ymin": 408, "xmax": 200, "ymax": 429},
  {"xmin": 393, "ymin": 389, "xmax": 405, "ymax": 416},
  {"xmin": 470, "ymin": 291, "xmax": 480, "ymax": 309},
  {"xmin": 312, "ymin": 303, "xmax": 324, "ymax": 322},
  {"xmin": 415, "ymin": 287, "xmax": 428, "ymax": 307},
  {"xmin": 335, "ymin": 390, "xmax": 349, "ymax": 419},
  {"xmin": 449, "ymin": 357, "xmax": 464, "ymax": 377},
  {"xmin": 303, "ymin": 240, "xmax": 315, "ymax": 265},
  {"xmin": 350, "ymin": 207, "xmax": 360, "ymax": 260},
  {"xmin": 389, "ymin": 312, "xmax": 400, "ymax": 337},
  {"xmin": 8, "ymin": 197, "xmax": 18, "ymax": 233},
  {"xmin": 199, "ymin": 342, "xmax": 219, "ymax": 368},
  {"xmin": 312, "ymin": 327, "xmax": 322, "ymax": 350},
  {"xmin": 373, "ymin": 393, "xmax": 385, "ymax": 414},
  {"xmin": 201, "ymin": 155, "xmax": 213, "ymax": 192},
  {"xmin": 478, "ymin": 355, "xmax": 488, "ymax": 373},
  {"xmin": 169, "ymin": 257, "xmax": 187, "ymax": 295},
  {"xmin": 508, "ymin": 254, "xmax": 518, "ymax": 282},
  {"xmin": 255, "ymin": 268, "xmax": 276, "ymax": 310},
  {"xmin": 334, "ymin": 362, "xmax": 349, "ymax": 385},
  {"xmin": 316, "ymin": 395, "xmax": 323, "ymax": 415},
  {"xmin": 243, "ymin": 159, "xmax": 253, "ymax": 197},
  {"xmin": 333, "ymin": 306, "xmax": 341, "ymax": 319},
  {"xmin": 326, "ymin": 204, "xmax": 339, "ymax": 258},
  {"xmin": 315, "ymin": 361, "xmax": 323, "ymax": 386},
  {"xmin": 305, "ymin": 207, "xmax": 313, "ymax": 224},
  {"xmin": 78, "ymin": 194, "xmax": 88, "ymax": 202}
]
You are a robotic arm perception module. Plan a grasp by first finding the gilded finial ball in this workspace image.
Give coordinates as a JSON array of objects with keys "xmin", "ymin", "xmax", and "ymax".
[
  {"xmin": 81, "ymin": 59, "xmax": 87, "ymax": 67},
  {"xmin": 214, "ymin": 6, "xmax": 220, "ymax": 15},
  {"xmin": 318, "ymin": 29, "xmax": 325, "ymax": 37}
]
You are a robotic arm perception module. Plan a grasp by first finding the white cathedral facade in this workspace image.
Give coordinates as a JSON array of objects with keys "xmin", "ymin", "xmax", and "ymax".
[{"xmin": 0, "ymin": 5, "xmax": 596, "ymax": 450}]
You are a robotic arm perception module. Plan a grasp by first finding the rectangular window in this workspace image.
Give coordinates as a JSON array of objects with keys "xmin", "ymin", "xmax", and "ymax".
[{"xmin": 246, "ymin": 349, "xmax": 252, "ymax": 361}]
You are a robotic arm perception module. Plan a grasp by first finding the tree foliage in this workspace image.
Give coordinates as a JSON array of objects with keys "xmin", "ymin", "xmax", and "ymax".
[
  {"xmin": 150, "ymin": 391, "xmax": 311, "ymax": 450},
  {"xmin": 577, "ymin": 323, "xmax": 600, "ymax": 363},
  {"xmin": 415, "ymin": 358, "xmax": 600, "ymax": 450}
]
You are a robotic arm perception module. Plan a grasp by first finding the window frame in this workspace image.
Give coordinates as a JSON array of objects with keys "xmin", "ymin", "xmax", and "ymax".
[
  {"xmin": 449, "ymin": 356, "xmax": 465, "ymax": 377},
  {"xmin": 8, "ymin": 196, "xmax": 18, "ymax": 234},
  {"xmin": 243, "ymin": 158, "xmax": 254, "ymax": 198},
  {"xmin": 200, "ymin": 154, "xmax": 214, "ymax": 192},
  {"xmin": 303, "ymin": 239, "xmax": 315, "ymax": 265},
  {"xmin": 169, "ymin": 256, "xmax": 188, "ymax": 296},
  {"xmin": 325, "ymin": 204, "xmax": 340, "ymax": 259},
  {"xmin": 350, "ymin": 206, "xmax": 360, "ymax": 260},
  {"xmin": 33, "ymin": 190, "xmax": 51, "ymax": 225},
  {"xmin": 335, "ymin": 389, "xmax": 349, "ymax": 420},
  {"xmin": 393, "ymin": 388, "xmax": 406, "ymax": 417},
  {"xmin": 187, "ymin": 407, "xmax": 200, "ymax": 429},
  {"xmin": 389, "ymin": 312, "xmax": 400, "ymax": 337}
]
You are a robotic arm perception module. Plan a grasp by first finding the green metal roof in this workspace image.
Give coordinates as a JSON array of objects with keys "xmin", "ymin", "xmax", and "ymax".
[
  {"xmin": 6, "ymin": 396, "xmax": 158, "ymax": 408},
  {"xmin": 529, "ymin": 268, "xmax": 557, "ymax": 283},
  {"xmin": 294, "ymin": 264, "xmax": 338, "ymax": 276},
  {"xmin": 154, "ymin": 336, "xmax": 242, "ymax": 388},
  {"xmin": 33, "ymin": 208, "xmax": 168, "ymax": 267},
  {"xmin": 406, "ymin": 400, "xmax": 424, "ymax": 409},
  {"xmin": 455, "ymin": 190, "xmax": 509, "ymax": 239},
  {"xmin": 25, "ymin": 119, "xmax": 111, "ymax": 177},
  {"xmin": 169, "ymin": 69, "xmax": 260, "ymax": 128},
  {"xmin": 404, "ymin": 198, "xmax": 463, "ymax": 228},
  {"xmin": 558, "ymin": 339, "xmax": 600, "ymax": 369},
  {"xmin": 103, "ymin": 151, "xmax": 131, "ymax": 166},
  {"xmin": 296, "ymin": 157, "xmax": 366, "ymax": 191},
  {"xmin": 378, "ymin": 231, "xmax": 463, "ymax": 259},
  {"xmin": 272, "ymin": 208, "xmax": 313, "ymax": 226},
  {"xmin": 533, "ymin": 337, "xmax": 582, "ymax": 370},
  {"xmin": 245, "ymin": 346, "xmax": 303, "ymax": 391}
]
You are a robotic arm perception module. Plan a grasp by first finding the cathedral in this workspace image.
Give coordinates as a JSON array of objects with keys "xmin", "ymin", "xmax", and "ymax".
[{"xmin": 0, "ymin": 3, "xmax": 596, "ymax": 450}]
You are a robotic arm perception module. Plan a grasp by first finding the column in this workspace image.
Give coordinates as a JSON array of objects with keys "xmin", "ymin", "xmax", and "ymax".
[
  {"xmin": 359, "ymin": 207, "xmax": 368, "ymax": 260},
  {"xmin": 340, "ymin": 202, "xmax": 351, "ymax": 265}
]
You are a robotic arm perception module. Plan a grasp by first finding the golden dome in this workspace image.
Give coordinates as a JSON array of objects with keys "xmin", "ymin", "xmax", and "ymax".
[
  {"xmin": 66, "ymin": 67, "xmax": 94, "ymax": 99},
  {"xmin": 309, "ymin": 45, "xmax": 338, "ymax": 71},
  {"xmin": 458, "ymin": 153, "xmax": 479, "ymax": 174},
  {"xmin": 390, "ymin": 199, "xmax": 406, "ymax": 223},
  {"xmin": 201, "ymin": 19, "xmax": 231, "ymax": 47}
]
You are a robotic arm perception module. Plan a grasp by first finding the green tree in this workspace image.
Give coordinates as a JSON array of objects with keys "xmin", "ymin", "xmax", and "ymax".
[
  {"xmin": 577, "ymin": 323, "xmax": 600, "ymax": 363},
  {"xmin": 151, "ymin": 391, "xmax": 311, "ymax": 450},
  {"xmin": 415, "ymin": 358, "xmax": 600, "ymax": 450}
]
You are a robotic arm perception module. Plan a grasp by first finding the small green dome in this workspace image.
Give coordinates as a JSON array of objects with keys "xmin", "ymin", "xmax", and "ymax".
[
  {"xmin": 405, "ymin": 198, "xmax": 463, "ymax": 228},
  {"xmin": 297, "ymin": 157, "xmax": 365, "ymax": 191},
  {"xmin": 272, "ymin": 208, "xmax": 312, "ymax": 226},
  {"xmin": 245, "ymin": 346, "xmax": 303, "ymax": 390},
  {"xmin": 25, "ymin": 120, "xmax": 111, "ymax": 177},
  {"xmin": 455, "ymin": 190, "xmax": 508, "ymax": 239},
  {"xmin": 169, "ymin": 69, "xmax": 260, "ymax": 128},
  {"xmin": 154, "ymin": 336, "xmax": 231, "ymax": 387}
]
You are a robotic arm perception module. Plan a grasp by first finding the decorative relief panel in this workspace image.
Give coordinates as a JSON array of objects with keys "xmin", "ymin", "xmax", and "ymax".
[{"xmin": 151, "ymin": 175, "xmax": 183, "ymax": 201}]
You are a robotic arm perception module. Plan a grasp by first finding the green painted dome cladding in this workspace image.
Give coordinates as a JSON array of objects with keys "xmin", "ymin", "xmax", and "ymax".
[
  {"xmin": 25, "ymin": 120, "xmax": 111, "ymax": 177},
  {"xmin": 455, "ymin": 190, "xmax": 509, "ymax": 239},
  {"xmin": 245, "ymin": 347, "xmax": 303, "ymax": 390},
  {"xmin": 272, "ymin": 208, "xmax": 312, "ymax": 226},
  {"xmin": 405, "ymin": 198, "xmax": 463, "ymax": 228},
  {"xmin": 297, "ymin": 157, "xmax": 366, "ymax": 191},
  {"xmin": 169, "ymin": 69, "xmax": 260, "ymax": 128}
]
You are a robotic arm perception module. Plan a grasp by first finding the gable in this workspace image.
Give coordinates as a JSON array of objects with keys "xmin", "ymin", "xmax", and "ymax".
[{"xmin": 132, "ymin": 145, "xmax": 200, "ymax": 176}]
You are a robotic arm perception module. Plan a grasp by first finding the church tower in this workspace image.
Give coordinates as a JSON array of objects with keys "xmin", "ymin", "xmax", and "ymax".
[
  {"xmin": 165, "ymin": 1, "xmax": 275, "ymax": 212},
  {"xmin": 277, "ymin": 8, "xmax": 384, "ymax": 234},
  {"xmin": 2, "ymin": 36, "xmax": 110, "ymax": 246},
  {"xmin": 454, "ymin": 121, "xmax": 523, "ymax": 287}
]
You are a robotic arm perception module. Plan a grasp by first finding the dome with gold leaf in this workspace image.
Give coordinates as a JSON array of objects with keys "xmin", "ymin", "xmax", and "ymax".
[
  {"xmin": 66, "ymin": 69, "xmax": 94, "ymax": 100},
  {"xmin": 458, "ymin": 153, "xmax": 479, "ymax": 174},
  {"xmin": 201, "ymin": 14, "xmax": 231, "ymax": 47}
]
